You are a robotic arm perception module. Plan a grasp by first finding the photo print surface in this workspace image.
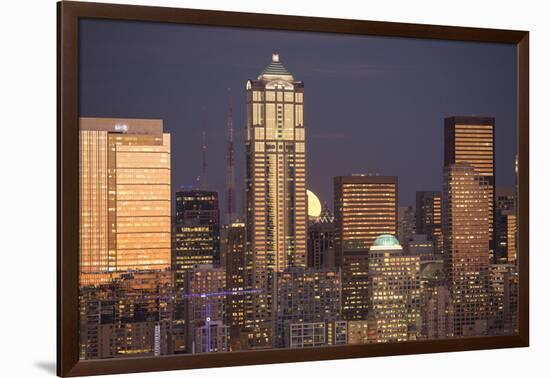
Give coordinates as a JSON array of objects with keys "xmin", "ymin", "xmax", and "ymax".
[{"xmin": 78, "ymin": 18, "xmax": 518, "ymax": 358}]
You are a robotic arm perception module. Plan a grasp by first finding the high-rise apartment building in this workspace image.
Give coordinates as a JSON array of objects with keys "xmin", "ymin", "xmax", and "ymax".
[
  {"xmin": 442, "ymin": 163, "xmax": 490, "ymax": 337},
  {"xmin": 244, "ymin": 53, "xmax": 307, "ymax": 347},
  {"xmin": 173, "ymin": 190, "xmax": 220, "ymax": 290},
  {"xmin": 415, "ymin": 191, "xmax": 442, "ymax": 254},
  {"xmin": 79, "ymin": 117, "xmax": 171, "ymax": 287},
  {"xmin": 445, "ymin": 116, "xmax": 495, "ymax": 257},
  {"xmin": 334, "ymin": 175, "xmax": 398, "ymax": 320},
  {"xmin": 367, "ymin": 235, "xmax": 421, "ymax": 343}
]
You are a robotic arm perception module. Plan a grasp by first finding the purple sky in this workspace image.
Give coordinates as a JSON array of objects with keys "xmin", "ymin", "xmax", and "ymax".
[{"xmin": 79, "ymin": 19, "xmax": 517, "ymax": 213}]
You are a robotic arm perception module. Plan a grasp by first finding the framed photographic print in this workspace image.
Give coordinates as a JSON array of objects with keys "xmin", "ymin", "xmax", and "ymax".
[{"xmin": 57, "ymin": 1, "xmax": 529, "ymax": 376}]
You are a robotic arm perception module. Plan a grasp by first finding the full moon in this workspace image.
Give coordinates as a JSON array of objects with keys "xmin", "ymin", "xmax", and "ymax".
[{"xmin": 307, "ymin": 190, "xmax": 322, "ymax": 218}]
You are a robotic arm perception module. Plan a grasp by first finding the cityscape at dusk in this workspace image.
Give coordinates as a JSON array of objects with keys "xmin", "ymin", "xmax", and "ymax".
[{"xmin": 78, "ymin": 19, "xmax": 519, "ymax": 358}]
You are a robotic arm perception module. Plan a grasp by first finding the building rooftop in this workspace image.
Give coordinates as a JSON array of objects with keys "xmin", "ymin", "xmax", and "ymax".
[
  {"xmin": 257, "ymin": 53, "xmax": 294, "ymax": 81},
  {"xmin": 371, "ymin": 235, "xmax": 402, "ymax": 251},
  {"xmin": 79, "ymin": 117, "xmax": 164, "ymax": 135},
  {"xmin": 372, "ymin": 234, "xmax": 400, "ymax": 247}
]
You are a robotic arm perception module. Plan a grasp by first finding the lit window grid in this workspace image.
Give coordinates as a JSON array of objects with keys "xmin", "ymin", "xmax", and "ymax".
[
  {"xmin": 442, "ymin": 164, "xmax": 491, "ymax": 336},
  {"xmin": 79, "ymin": 127, "xmax": 171, "ymax": 286}
]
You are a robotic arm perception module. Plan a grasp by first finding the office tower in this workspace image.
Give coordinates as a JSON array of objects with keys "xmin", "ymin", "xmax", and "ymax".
[
  {"xmin": 173, "ymin": 190, "xmax": 220, "ymax": 290},
  {"xmin": 307, "ymin": 205, "xmax": 336, "ymax": 269},
  {"xmin": 79, "ymin": 271, "xmax": 174, "ymax": 359},
  {"xmin": 274, "ymin": 267, "xmax": 342, "ymax": 348},
  {"xmin": 244, "ymin": 53, "xmax": 307, "ymax": 347},
  {"xmin": 334, "ymin": 175, "xmax": 398, "ymax": 320},
  {"xmin": 445, "ymin": 116, "xmax": 495, "ymax": 258},
  {"xmin": 442, "ymin": 163, "xmax": 490, "ymax": 337},
  {"xmin": 334, "ymin": 175, "xmax": 398, "ymax": 255},
  {"xmin": 408, "ymin": 234, "xmax": 435, "ymax": 260},
  {"xmin": 397, "ymin": 205, "xmax": 416, "ymax": 250},
  {"xmin": 495, "ymin": 188, "xmax": 517, "ymax": 264},
  {"xmin": 367, "ymin": 235, "xmax": 421, "ymax": 343},
  {"xmin": 223, "ymin": 221, "xmax": 251, "ymax": 350},
  {"xmin": 79, "ymin": 117, "xmax": 171, "ymax": 287},
  {"xmin": 185, "ymin": 264, "xmax": 229, "ymax": 353},
  {"xmin": 415, "ymin": 191, "xmax": 442, "ymax": 254}
]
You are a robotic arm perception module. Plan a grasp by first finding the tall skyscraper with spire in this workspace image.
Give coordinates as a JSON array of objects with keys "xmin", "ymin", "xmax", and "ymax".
[{"xmin": 244, "ymin": 53, "xmax": 307, "ymax": 348}]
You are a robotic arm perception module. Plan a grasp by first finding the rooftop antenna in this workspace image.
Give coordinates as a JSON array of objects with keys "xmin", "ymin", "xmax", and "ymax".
[
  {"xmin": 197, "ymin": 108, "xmax": 208, "ymax": 189},
  {"xmin": 225, "ymin": 88, "xmax": 236, "ymax": 223}
]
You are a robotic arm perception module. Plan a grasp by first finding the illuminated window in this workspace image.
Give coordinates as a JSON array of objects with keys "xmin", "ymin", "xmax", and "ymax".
[{"xmin": 296, "ymin": 105, "xmax": 303, "ymax": 126}]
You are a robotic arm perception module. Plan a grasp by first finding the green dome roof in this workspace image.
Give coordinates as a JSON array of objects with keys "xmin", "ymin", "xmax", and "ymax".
[{"xmin": 372, "ymin": 234, "xmax": 400, "ymax": 247}]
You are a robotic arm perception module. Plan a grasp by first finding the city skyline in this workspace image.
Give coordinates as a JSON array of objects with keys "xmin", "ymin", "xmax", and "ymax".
[
  {"xmin": 77, "ymin": 19, "xmax": 519, "ymax": 359},
  {"xmin": 79, "ymin": 19, "xmax": 517, "ymax": 210}
]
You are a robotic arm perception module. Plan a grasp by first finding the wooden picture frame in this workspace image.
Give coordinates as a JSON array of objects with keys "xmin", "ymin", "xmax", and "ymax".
[{"xmin": 57, "ymin": 1, "xmax": 529, "ymax": 376}]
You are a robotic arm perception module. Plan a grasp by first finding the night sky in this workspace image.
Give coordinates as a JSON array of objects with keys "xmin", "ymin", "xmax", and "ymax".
[{"xmin": 79, "ymin": 19, "xmax": 517, "ymax": 213}]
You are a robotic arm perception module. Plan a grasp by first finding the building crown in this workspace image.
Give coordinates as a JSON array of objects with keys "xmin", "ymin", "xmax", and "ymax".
[{"xmin": 257, "ymin": 53, "xmax": 294, "ymax": 81}]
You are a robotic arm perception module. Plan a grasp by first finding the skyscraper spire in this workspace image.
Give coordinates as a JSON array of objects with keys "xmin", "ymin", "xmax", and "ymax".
[
  {"xmin": 244, "ymin": 53, "xmax": 306, "ymax": 346},
  {"xmin": 225, "ymin": 89, "xmax": 236, "ymax": 224}
]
